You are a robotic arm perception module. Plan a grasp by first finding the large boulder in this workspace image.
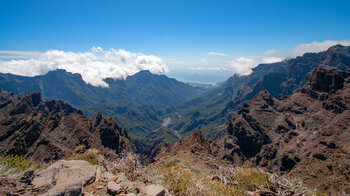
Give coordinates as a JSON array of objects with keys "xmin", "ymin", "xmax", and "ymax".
[{"xmin": 32, "ymin": 160, "xmax": 99, "ymax": 196}]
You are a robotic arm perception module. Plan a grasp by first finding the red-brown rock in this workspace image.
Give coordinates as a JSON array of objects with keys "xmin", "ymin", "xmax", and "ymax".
[
  {"xmin": 215, "ymin": 68, "xmax": 350, "ymax": 194},
  {"xmin": 0, "ymin": 89, "xmax": 132, "ymax": 162}
]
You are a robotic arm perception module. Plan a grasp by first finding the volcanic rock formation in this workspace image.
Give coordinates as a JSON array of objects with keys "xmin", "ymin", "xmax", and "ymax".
[
  {"xmin": 0, "ymin": 89, "xmax": 132, "ymax": 162},
  {"xmin": 214, "ymin": 68, "xmax": 350, "ymax": 193}
]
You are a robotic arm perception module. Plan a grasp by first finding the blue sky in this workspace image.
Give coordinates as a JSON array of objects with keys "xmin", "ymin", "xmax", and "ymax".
[{"xmin": 1, "ymin": 0, "xmax": 350, "ymax": 84}]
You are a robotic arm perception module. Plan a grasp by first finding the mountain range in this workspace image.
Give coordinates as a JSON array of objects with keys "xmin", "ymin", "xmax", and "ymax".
[
  {"xmin": 167, "ymin": 44, "xmax": 350, "ymax": 140},
  {"xmin": 0, "ymin": 69, "xmax": 209, "ymax": 139},
  {"xmin": 1, "ymin": 45, "xmax": 350, "ymax": 194},
  {"xmin": 1, "ymin": 45, "xmax": 350, "ymax": 156}
]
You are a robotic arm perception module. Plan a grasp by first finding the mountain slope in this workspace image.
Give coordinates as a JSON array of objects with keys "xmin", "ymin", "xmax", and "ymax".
[
  {"xmin": 0, "ymin": 89, "xmax": 132, "ymax": 162},
  {"xmin": 0, "ymin": 69, "xmax": 208, "ymax": 138},
  {"xmin": 0, "ymin": 70, "xmax": 207, "ymax": 109},
  {"xmin": 214, "ymin": 68, "xmax": 350, "ymax": 193},
  {"xmin": 169, "ymin": 45, "xmax": 350, "ymax": 139}
]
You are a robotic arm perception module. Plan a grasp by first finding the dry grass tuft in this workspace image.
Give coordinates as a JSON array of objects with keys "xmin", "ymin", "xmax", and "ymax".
[
  {"xmin": 0, "ymin": 155, "xmax": 43, "ymax": 196},
  {"xmin": 0, "ymin": 155, "xmax": 45, "ymax": 172},
  {"xmin": 66, "ymin": 148, "xmax": 103, "ymax": 165},
  {"xmin": 107, "ymin": 151, "xmax": 142, "ymax": 181}
]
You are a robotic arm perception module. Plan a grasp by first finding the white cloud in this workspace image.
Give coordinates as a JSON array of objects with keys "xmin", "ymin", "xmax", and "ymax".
[
  {"xmin": 0, "ymin": 47, "xmax": 169, "ymax": 87},
  {"xmin": 290, "ymin": 40, "xmax": 350, "ymax": 57},
  {"xmin": 231, "ymin": 40, "xmax": 350, "ymax": 76},
  {"xmin": 261, "ymin": 57, "xmax": 284, "ymax": 64},
  {"xmin": 207, "ymin": 52, "xmax": 226, "ymax": 56},
  {"xmin": 228, "ymin": 56, "xmax": 283, "ymax": 75},
  {"xmin": 91, "ymin": 46, "xmax": 103, "ymax": 53}
]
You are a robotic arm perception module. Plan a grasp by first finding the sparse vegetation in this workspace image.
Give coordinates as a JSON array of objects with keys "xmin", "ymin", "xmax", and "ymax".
[
  {"xmin": 152, "ymin": 159, "xmax": 325, "ymax": 196},
  {"xmin": 0, "ymin": 155, "xmax": 43, "ymax": 195},
  {"xmin": 0, "ymin": 155, "xmax": 45, "ymax": 172},
  {"xmin": 159, "ymin": 160, "xmax": 245, "ymax": 195},
  {"xmin": 65, "ymin": 148, "xmax": 102, "ymax": 165},
  {"xmin": 164, "ymin": 159, "xmax": 180, "ymax": 168},
  {"xmin": 234, "ymin": 167, "xmax": 270, "ymax": 191},
  {"xmin": 108, "ymin": 151, "xmax": 141, "ymax": 181},
  {"xmin": 74, "ymin": 144, "xmax": 87, "ymax": 154}
]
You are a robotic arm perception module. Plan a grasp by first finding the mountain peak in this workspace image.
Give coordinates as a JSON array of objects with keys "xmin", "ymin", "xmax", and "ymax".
[
  {"xmin": 327, "ymin": 44, "xmax": 346, "ymax": 51},
  {"xmin": 126, "ymin": 70, "xmax": 158, "ymax": 82},
  {"xmin": 159, "ymin": 131, "xmax": 212, "ymax": 156},
  {"xmin": 138, "ymin": 69, "xmax": 152, "ymax": 74},
  {"xmin": 46, "ymin": 69, "xmax": 71, "ymax": 76},
  {"xmin": 134, "ymin": 69, "xmax": 153, "ymax": 77},
  {"xmin": 45, "ymin": 69, "xmax": 84, "ymax": 81}
]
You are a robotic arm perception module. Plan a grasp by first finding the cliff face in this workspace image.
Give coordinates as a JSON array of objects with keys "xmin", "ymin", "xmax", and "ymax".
[
  {"xmin": 214, "ymin": 68, "xmax": 350, "ymax": 193},
  {"xmin": 0, "ymin": 89, "xmax": 132, "ymax": 162}
]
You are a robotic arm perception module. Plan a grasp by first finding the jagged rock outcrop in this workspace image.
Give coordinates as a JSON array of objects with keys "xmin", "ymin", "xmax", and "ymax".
[
  {"xmin": 0, "ymin": 89, "xmax": 132, "ymax": 162},
  {"xmin": 156, "ymin": 131, "xmax": 226, "ymax": 172},
  {"xmin": 157, "ymin": 131, "xmax": 211, "ymax": 157},
  {"xmin": 215, "ymin": 68, "xmax": 350, "ymax": 194}
]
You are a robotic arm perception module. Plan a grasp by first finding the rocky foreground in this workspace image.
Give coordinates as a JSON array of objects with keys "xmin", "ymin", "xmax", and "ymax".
[
  {"xmin": 0, "ymin": 133, "xmax": 322, "ymax": 196},
  {"xmin": 29, "ymin": 160, "xmax": 166, "ymax": 196}
]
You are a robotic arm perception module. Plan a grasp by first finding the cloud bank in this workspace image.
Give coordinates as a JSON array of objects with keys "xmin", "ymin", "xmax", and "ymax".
[
  {"xmin": 0, "ymin": 47, "xmax": 169, "ymax": 87},
  {"xmin": 228, "ymin": 40, "xmax": 350, "ymax": 76},
  {"xmin": 228, "ymin": 56, "xmax": 283, "ymax": 75},
  {"xmin": 1, "ymin": 40, "xmax": 349, "ymax": 85},
  {"xmin": 290, "ymin": 40, "xmax": 350, "ymax": 57}
]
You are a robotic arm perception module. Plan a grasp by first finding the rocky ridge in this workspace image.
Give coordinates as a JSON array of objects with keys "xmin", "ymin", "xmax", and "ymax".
[
  {"xmin": 214, "ymin": 68, "xmax": 350, "ymax": 194},
  {"xmin": 156, "ymin": 131, "xmax": 226, "ymax": 172},
  {"xmin": 0, "ymin": 89, "xmax": 132, "ymax": 162}
]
